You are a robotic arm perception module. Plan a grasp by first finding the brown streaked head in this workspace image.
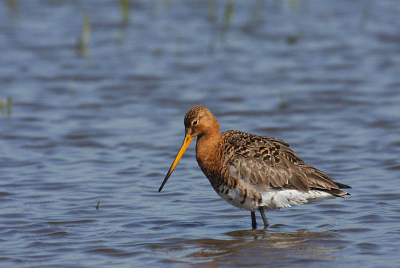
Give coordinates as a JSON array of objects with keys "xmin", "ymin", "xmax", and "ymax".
[
  {"xmin": 183, "ymin": 105, "xmax": 220, "ymax": 137},
  {"xmin": 159, "ymin": 106, "xmax": 220, "ymax": 192}
]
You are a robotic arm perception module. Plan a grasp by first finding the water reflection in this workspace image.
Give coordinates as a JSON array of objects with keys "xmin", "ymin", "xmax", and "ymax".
[{"xmin": 154, "ymin": 229, "xmax": 345, "ymax": 266}]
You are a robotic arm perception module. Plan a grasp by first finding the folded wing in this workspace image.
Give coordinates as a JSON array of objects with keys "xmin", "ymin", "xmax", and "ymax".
[{"xmin": 223, "ymin": 130, "xmax": 350, "ymax": 196}]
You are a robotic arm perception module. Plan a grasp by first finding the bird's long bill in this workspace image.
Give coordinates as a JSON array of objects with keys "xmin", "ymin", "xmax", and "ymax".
[{"xmin": 158, "ymin": 134, "xmax": 194, "ymax": 192}]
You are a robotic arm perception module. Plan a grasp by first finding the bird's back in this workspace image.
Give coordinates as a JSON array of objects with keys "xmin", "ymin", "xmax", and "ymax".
[{"xmin": 214, "ymin": 130, "xmax": 350, "ymax": 210}]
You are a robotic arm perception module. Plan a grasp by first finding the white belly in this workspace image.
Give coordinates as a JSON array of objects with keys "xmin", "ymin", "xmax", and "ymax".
[
  {"xmin": 216, "ymin": 186, "xmax": 258, "ymax": 211},
  {"xmin": 216, "ymin": 185, "xmax": 334, "ymax": 211},
  {"xmin": 260, "ymin": 189, "xmax": 334, "ymax": 210}
]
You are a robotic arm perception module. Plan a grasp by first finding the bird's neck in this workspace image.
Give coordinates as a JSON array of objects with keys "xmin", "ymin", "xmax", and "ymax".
[{"xmin": 195, "ymin": 130, "xmax": 222, "ymax": 176}]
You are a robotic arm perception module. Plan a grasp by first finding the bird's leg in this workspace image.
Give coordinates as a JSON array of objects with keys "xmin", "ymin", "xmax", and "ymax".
[
  {"xmin": 251, "ymin": 211, "xmax": 257, "ymax": 229},
  {"xmin": 259, "ymin": 207, "xmax": 269, "ymax": 228}
]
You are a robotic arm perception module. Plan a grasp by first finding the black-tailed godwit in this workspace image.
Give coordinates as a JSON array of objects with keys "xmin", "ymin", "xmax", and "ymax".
[{"xmin": 159, "ymin": 106, "xmax": 351, "ymax": 228}]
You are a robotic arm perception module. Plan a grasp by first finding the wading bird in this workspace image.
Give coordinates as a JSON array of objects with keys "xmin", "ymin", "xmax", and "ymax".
[{"xmin": 159, "ymin": 106, "xmax": 351, "ymax": 228}]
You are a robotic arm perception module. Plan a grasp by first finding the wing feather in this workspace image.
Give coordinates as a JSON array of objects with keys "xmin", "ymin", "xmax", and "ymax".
[{"xmin": 223, "ymin": 130, "xmax": 349, "ymax": 195}]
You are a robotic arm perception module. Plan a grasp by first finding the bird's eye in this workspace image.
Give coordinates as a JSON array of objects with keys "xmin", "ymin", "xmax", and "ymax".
[{"xmin": 193, "ymin": 120, "xmax": 199, "ymax": 126}]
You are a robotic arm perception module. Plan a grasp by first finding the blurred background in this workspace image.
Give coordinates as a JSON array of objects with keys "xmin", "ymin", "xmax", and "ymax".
[{"xmin": 1, "ymin": 0, "xmax": 400, "ymax": 267}]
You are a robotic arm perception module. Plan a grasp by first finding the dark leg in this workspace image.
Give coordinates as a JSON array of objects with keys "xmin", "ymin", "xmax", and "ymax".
[
  {"xmin": 259, "ymin": 207, "xmax": 269, "ymax": 228},
  {"xmin": 251, "ymin": 211, "xmax": 257, "ymax": 229}
]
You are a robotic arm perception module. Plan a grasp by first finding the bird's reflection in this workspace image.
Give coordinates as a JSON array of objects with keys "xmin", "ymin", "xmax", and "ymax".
[{"xmin": 154, "ymin": 228, "xmax": 345, "ymax": 266}]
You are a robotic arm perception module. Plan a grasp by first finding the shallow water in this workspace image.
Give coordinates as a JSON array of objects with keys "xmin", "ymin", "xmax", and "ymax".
[{"xmin": 1, "ymin": 0, "xmax": 400, "ymax": 267}]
